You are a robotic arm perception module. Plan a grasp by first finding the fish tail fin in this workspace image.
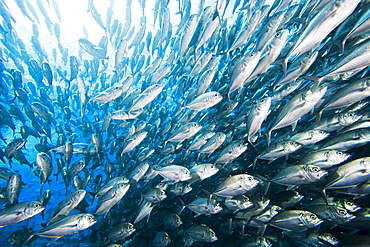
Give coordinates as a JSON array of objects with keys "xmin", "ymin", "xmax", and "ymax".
[
  {"xmin": 316, "ymin": 110, "xmax": 323, "ymax": 124},
  {"xmin": 178, "ymin": 197, "xmax": 186, "ymax": 215},
  {"xmin": 303, "ymin": 76, "xmax": 322, "ymax": 91},
  {"xmin": 264, "ymin": 130, "xmax": 272, "ymax": 146},
  {"xmin": 22, "ymin": 234, "xmax": 35, "ymax": 247},
  {"xmin": 282, "ymin": 57, "xmax": 288, "ymax": 75},
  {"xmin": 251, "ymin": 218, "xmax": 267, "ymax": 236},
  {"xmin": 247, "ymin": 136, "xmax": 257, "ymax": 150},
  {"xmin": 321, "ymin": 188, "xmax": 328, "ymax": 204}
]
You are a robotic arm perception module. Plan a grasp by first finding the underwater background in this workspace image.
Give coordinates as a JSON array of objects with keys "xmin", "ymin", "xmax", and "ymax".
[{"xmin": 1, "ymin": 0, "xmax": 370, "ymax": 246}]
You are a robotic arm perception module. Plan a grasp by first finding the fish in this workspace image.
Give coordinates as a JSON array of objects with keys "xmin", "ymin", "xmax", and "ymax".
[
  {"xmin": 47, "ymin": 189, "xmax": 86, "ymax": 224},
  {"xmin": 107, "ymin": 222, "xmax": 136, "ymax": 243},
  {"xmin": 32, "ymin": 213, "xmax": 96, "ymax": 244},
  {"xmin": 33, "ymin": 152, "xmax": 52, "ymax": 191},
  {"xmin": 156, "ymin": 165, "xmax": 192, "ymax": 183},
  {"xmin": 184, "ymin": 91, "xmax": 223, "ymax": 111},
  {"xmin": 283, "ymin": 0, "xmax": 361, "ymax": 73},
  {"xmin": 6, "ymin": 173, "xmax": 22, "ymax": 205},
  {"xmin": 0, "ymin": 200, "xmax": 45, "ymax": 227},
  {"xmin": 189, "ymin": 163, "xmax": 219, "ymax": 181},
  {"xmin": 185, "ymin": 224, "xmax": 218, "ymax": 243},
  {"xmin": 271, "ymin": 164, "xmax": 328, "ymax": 188},
  {"xmin": 94, "ymin": 183, "xmax": 130, "ymax": 216},
  {"xmin": 129, "ymin": 84, "xmax": 164, "ymax": 112},
  {"xmin": 186, "ymin": 197, "xmax": 223, "ymax": 217},
  {"xmin": 267, "ymin": 85, "xmax": 327, "ymax": 145},
  {"xmin": 214, "ymin": 174, "xmax": 259, "ymax": 197},
  {"xmin": 262, "ymin": 210, "xmax": 324, "ymax": 233}
]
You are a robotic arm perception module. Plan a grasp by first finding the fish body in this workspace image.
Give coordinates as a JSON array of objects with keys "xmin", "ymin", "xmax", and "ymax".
[
  {"xmin": 156, "ymin": 165, "xmax": 192, "ymax": 183},
  {"xmin": 48, "ymin": 190, "xmax": 86, "ymax": 224},
  {"xmin": 186, "ymin": 225, "xmax": 218, "ymax": 243},
  {"xmin": 35, "ymin": 213, "xmax": 96, "ymax": 239},
  {"xmin": 214, "ymin": 174, "xmax": 259, "ymax": 197},
  {"xmin": 94, "ymin": 183, "xmax": 130, "ymax": 216},
  {"xmin": 0, "ymin": 201, "xmax": 45, "ymax": 227}
]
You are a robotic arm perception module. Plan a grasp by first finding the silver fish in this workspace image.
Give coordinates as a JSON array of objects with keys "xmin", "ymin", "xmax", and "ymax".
[
  {"xmin": 185, "ymin": 91, "xmax": 223, "ymax": 111},
  {"xmin": 214, "ymin": 174, "xmax": 259, "ymax": 197},
  {"xmin": 94, "ymin": 183, "xmax": 130, "ymax": 216},
  {"xmin": 267, "ymin": 86, "xmax": 327, "ymax": 145},
  {"xmin": 156, "ymin": 165, "xmax": 192, "ymax": 183},
  {"xmin": 299, "ymin": 149, "xmax": 351, "ymax": 169},
  {"xmin": 129, "ymin": 84, "xmax": 164, "ymax": 112},
  {"xmin": 34, "ymin": 213, "xmax": 96, "ymax": 242},
  {"xmin": 0, "ymin": 201, "xmax": 45, "ymax": 227},
  {"xmin": 108, "ymin": 222, "xmax": 136, "ymax": 242},
  {"xmin": 48, "ymin": 190, "xmax": 86, "ymax": 224},
  {"xmin": 271, "ymin": 164, "xmax": 328, "ymax": 187},
  {"xmin": 186, "ymin": 225, "xmax": 218, "ymax": 243},
  {"xmin": 187, "ymin": 197, "xmax": 223, "ymax": 217}
]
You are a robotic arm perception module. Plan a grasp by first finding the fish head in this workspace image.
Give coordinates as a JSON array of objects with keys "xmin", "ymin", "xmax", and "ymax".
[
  {"xmin": 306, "ymin": 165, "xmax": 328, "ymax": 181},
  {"xmin": 342, "ymin": 199, "xmax": 361, "ymax": 213},
  {"xmin": 285, "ymin": 141, "xmax": 302, "ymax": 152},
  {"xmin": 212, "ymin": 202, "xmax": 223, "ymax": 214},
  {"xmin": 313, "ymin": 130, "xmax": 330, "ymax": 141},
  {"xmin": 211, "ymin": 92, "xmax": 223, "ymax": 104},
  {"xmin": 202, "ymin": 163, "xmax": 219, "ymax": 179},
  {"xmin": 341, "ymin": 112, "xmax": 362, "ymax": 125},
  {"xmin": 179, "ymin": 168, "xmax": 192, "ymax": 181},
  {"xmin": 328, "ymin": 150, "xmax": 350, "ymax": 163},
  {"xmin": 291, "ymin": 191, "xmax": 304, "ymax": 203},
  {"xmin": 157, "ymin": 189, "xmax": 167, "ymax": 201},
  {"xmin": 301, "ymin": 212, "xmax": 323, "ymax": 228},
  {"xmin": 335, "ymin": 207, "xmax": 356, "ymax": 222},
  {"xmin": 241, "ymin": 174, "xmax": 259, "ymax": 191},
  {"xmin": 238, "ymin": 195, "xmax": 254, "ymax": 210},
  {"xmin": 153, "ymin": 231, "xmax": 171, "ymax": 247},
  {"xmin": 25, "ymin": 201, "xmax": 45, "ymax": 216},
  {"xmin": 36, "ymin": 152, "xmax": 51, "ymax": 165},
  {"xmin": 127, "ymin": 222, "xmax": 136, "ymax": 233},
  {"xmin": 78, "ymin": 214, "xmax": 97, "ymax": 230},
  {"xmin": 318, "ymin": 233, "xmax": 339, "ymax": 246},
  {"xmin": 75, "ymin": 189, "xmax": 87, "ymax": 200},
  {"xmin": 206, "ymin": 228, "xmax": 218, "ymax": 242}
]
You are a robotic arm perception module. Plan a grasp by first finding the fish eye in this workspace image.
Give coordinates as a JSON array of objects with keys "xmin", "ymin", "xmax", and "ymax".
[
  {"xmin": 347, "ymin": 201, "xmax": 353, "ymax": 206},
  {"xmin": 339, "ymin": 210, "xmax": 346, "ymax": 215},
  {"xmin": 312, "ymin": 167, "xmax": 319, "ymax": 172},
  {"xmin": 275, "ymin": 33, "xmax": 280, "ymax": 37},
  {"xmin": 249, "ymin": 53, "xmax": 254, "ymax": 57},
  {"xmin": 35, "ymin": 203, "xmax": 40, "ymax": 208},
  {"xmin": 306, "ymin": 52, "xmax": 311, "ymax": 56},
  {"xmin": 332, "ymin": 237, "xmax": 337, "ymax": 241},
  {"xmin": 310, "ymin": 214, "xmax": 317, "ymax": 220},
  {"xmin": 319, "ymin": 130, "xmax": 324, "ymax": 134},
  {"xmin": 336, "ymin": 151, "xmax": 342, "ymax": 155}
]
